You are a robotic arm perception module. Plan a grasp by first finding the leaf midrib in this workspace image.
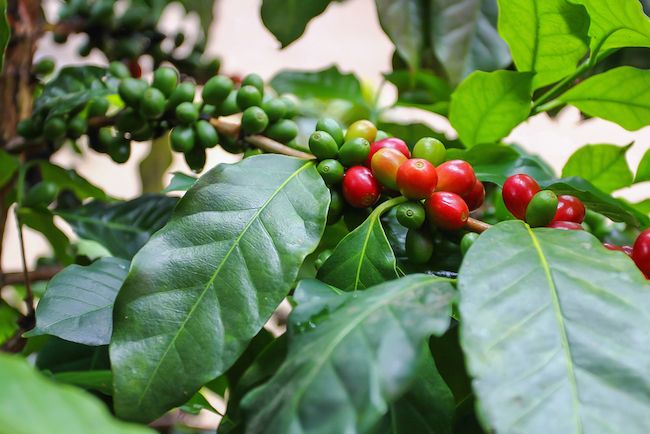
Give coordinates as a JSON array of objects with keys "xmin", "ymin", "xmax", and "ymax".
[
  {"xmin": 526, "ymin": 225, "xmax": 583, "ymax": 433},
  {"xmin": 134, "ymin": 161, "xmax": 313, "ymax": 407}
]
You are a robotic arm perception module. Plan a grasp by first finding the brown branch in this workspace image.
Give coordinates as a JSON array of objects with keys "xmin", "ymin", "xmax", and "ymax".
[
  {"xmin": 465, "ymin": 217, "xmax": 491, "ymax": 234},
  {"xmin": 1, "ymin": 265, "xmax": 63, "ymax": 287},
  {"xmin": 15, "ymin": 215, "xmax": 35, "ymax": 316}
]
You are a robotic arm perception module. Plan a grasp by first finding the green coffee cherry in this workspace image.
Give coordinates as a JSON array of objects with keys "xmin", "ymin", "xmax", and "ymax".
[
  {"xmin": 202, "ymin": 75, "xmax": 233, "ymax": 105},
  {"xmin": 118, "ymin": 78, "xmax": 148, "ymax": 107},
  {"xmin": 108, "ymin": 61, "xmax": 130, "ymax": 79},
  {"xmin": 115, "ymin": 108, "xmax": 145, "ymax": 133},
  {"xmin": 338, "ymin": 138, "xmax": 370, "ymax": 167},
  {"xmin": 375, "ymin": 130, "xmax": 390, "ymax": 141},
  {"xmin": 23, "ymin": 181, "xmax": 59, "ymax": 208},
  {"xmin": 315, "ymin": 118, "xmax": 344, "ymax": 147},
  {"xmin": 241, "ymin": 73, "xmax": 264, "ymax": 94},
  {"xmin": 167, "ymin": 82, "xmax": 196, "ymax": 109},
  {"xmin": 314, "ymin": 249, "xmax": 333, "ymax": 270},
  {"xmin": 241, "ymin": 106, "xmax": 269, "ymax": 135},
  {"xmin": 170, "ymin": 126, "xmax": 196, "ymax": 152},
  {"xmin": 130, "ymin": 123, "xmax": 154, "ymax": 142},
  {"xmin": 97, "ymin": 128, "xmax": 114, "ymax": 151},
  {"xmin": 261, "ymin": 98, "xmax": 286, "ymax": 122},
  {"xmin": 89, "ymin": 0, "xmax": 113, "ymax": 24},
  {"xmin": 265, "ymin": 120, "xmax": 298, "ymax": 143},
  {"xmin": 396, "ymin": 202, "xmax": 426, "ymax": 229},
  {"xmin": 107, "ymin": 136, "xmax": 131, "ymax": 164},
  {"xmin": 16, "ymin": 118, "xmax": 41, "ymax": 139},
  {"xmin": 87, "ymin": 97, "xmax": 109, "ymax": 118},
  {"xmin": 152, "ymin": 67, "xmax": 178, "ymax": 97},
  {"xmin": 32, "ymin": 57, "xmax": 55, "ymax": 76},
  {"xmin": 140, "ymin": 87, "xmax": 167, "ymax": 119},
  {"xmin": 280, "ymin": 96, "xmax": 298, "ymax": 118},
  {"xmin": 405, "ymin": 229, "xmax": 434, "ymax": 264},
  {"xmin": 216, "ymin": 91, "xmax": 239, "ymax": 116},
  {"xmin": 195, "ymin": 120, "xmax": 219, "ymax": 148},
  {"xmin": 317, "ymin": 159, "xmax": 344, "ymax": 185},
  {"xmin": 219, "ymin": 134, "xmax": 245, "ymax": 154},
  {"xmin": 67, "ymin": 115, "xmax": 87, "ymax": 139},
  {"xmin": 460, "ymin": 232, "xmax": 479, "ymax": 256},
  {"xmin": 236, "ymin": 85, "xmax": 262, "ymax": 110},
  {"xmin": 43, "ymin": 117, "xmax": 66, "ymax": 140},
  {"xmin": 345, "ymin": 120, "xmax": 377, "ymax": 142},
  {"xmin": 327, "ymin": 189, "xmax": 344, "ymax": 224},
  {"xmin": 525, "ymin": 190, "xmax": 559, "ymax": 227},
  {"xmin": 175, "ymin": 102, "xmax": 200, "ymax": 125},
  {"xmin": 309, "ymin": 131, "xmax": 339, "ymax": 160},
  {"xmin": 413, "ymin": 137, "xmax": 446, "ymax": 166},
  {"xmin": 184, "ymin": 146, "xmax": 207, "ymax": 173}
]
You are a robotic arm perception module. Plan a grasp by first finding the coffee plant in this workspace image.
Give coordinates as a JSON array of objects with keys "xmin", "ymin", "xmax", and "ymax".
[{"xmin": 1, "ymin": 0, "xmax": 650, "ymax": 433}]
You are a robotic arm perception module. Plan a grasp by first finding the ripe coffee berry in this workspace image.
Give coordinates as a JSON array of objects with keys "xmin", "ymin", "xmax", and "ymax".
[
  {"xmin": 436, "ymin": 160, "xmax": 477, "ymax": 196},
  {"xmin": 525, "ymin": 190, "xmax": 558, "ymax": 228},
  {"xmin": 396, "ymin": 158, "xmax": 438, "ymax": 200},
  {"xmin": 463, "ymin": 180, "xmax": 485, "ymax": 211},
  {"xmin": 371, "ymin": 148, "xmax": 408, "ymax": 191},
  {"xmin": 551, "ymin": 195, "xmax": 586, "ymax": 224},
  {"xmin": 425, "ymin": 191, "xmax": 469, "ymax": 231},
  {"xmin": 632, "ymin": 229, "xmax": 650, "ymax": 278},
  {"xmin": 342, "ymin": 166, "xmax": 380, "ymax": 208},
  {"xmin": 502, "ymin": 174, "xmax": 540, "ymax": 220},
  {"xmin": 345, "ymin": 120, "xmax": 377, "ymax": 142},
  {"xmin": 548, "ymin": 221, "xmax": 583, "ymax": 230},
  {"xmin": 366, "ymin": 138, "xmax": 411, "ymax": 166}
]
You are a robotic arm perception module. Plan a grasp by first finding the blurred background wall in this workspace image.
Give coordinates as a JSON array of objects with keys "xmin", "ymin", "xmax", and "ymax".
[{"xmin": 3, "ymin": 0, "xmax": 649, "ymax": 271}]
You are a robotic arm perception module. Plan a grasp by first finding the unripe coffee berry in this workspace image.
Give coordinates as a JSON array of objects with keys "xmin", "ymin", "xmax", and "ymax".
[
  {"xmin": 366, "ymin": 137, "xmax": 410, "ymax": 166},
  {"xmin": 436, "ymin": 160, "xmax": 477, "ymax": 196},
  {"xmin": 342, "ymin": 166, "xmax": 380, "ymax": 208},
  {"xmin": 405, "ymin": 229, "xmax": 434, "ymax": 264},
  {"xmin": 396, "ymin": 201, "xmax": 426, "ymax": 229},
  {"xmin": 425, "ymin": 191, "xmax": 469, "ymax": 231},
  {"xmin": 338, "ymin": 138, "xmax": 370, "ymax": 167},
  {"xmin": 502, "ymin": 174, "xmax": 540, "ymax": 220},
  {"xmin": 241, "ymin": 106, "xmax": 269, "ymax": 134},
  {"xmin": 551, "ymin": 195, "xmax": 586, "ymax": 224},
  {"xmin": 463, "ymin": 180, "xmax": 485, "ymax": 211},
  {"xmin": 413, "ymin": 137, "xmax": 446, "ymax": 166},
  {"xmin": 317, "ymin": 159, "xmax": 345, "ymax": 185},
  {"xmin": 316, "ymin": 118, "xmax": 344, "ymax": 146},
  {"xmin": 202, "ymin": 75, "xmax": 233, "ymax": 105},
  {"xmin": 309, "ymin": 131, "xmax": 339, "ymax": 160},
  {"xmin": 460, "ymin": 232, "xmax": 479, "ymax": 256},
  {"xmin": 327, "ymin": 189, "xmax": 344, "ymax": 224},
  {"xmin": 345, "ymin": 119, "xmax": 377, "ymax": 142},
  {"xmin": 371, "ymin": 147, "xmax": 408, "ymax": 191},
  {"xmin": 396, "ymin": 158, "xmax": 438, "ymax": 200},
  {"xmin": 525, "ymin": 190, "xmax": 558, "ymax": 228}
]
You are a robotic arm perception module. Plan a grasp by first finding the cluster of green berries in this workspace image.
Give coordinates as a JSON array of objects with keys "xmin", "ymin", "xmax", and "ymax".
[
  {"xmin": 502, "ymin": 173, "xmax": 650, "ymax": 278},
  {"xmin": 53, "ymin": 0, "xmax": 219, "ymax": 81},
  {"xmin": 310, "ymin": 118, "xmax": 486, "ymax": 265}
]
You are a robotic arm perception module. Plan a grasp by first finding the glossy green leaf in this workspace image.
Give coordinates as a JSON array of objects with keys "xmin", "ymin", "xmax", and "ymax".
[
  {"xmin": 0, "ymin": 0, "xmax": 8, "ymax": 72},
  {"xmin": 634, "ymin": 146, "xmax": 650, "ymax": 183},
  {"xmin": 0, "ymin": 302, "xmax": 19, "ymax": 345},
  {"xmin": 429, "ymin": 0, "xmax": 511, "ymax": 85},
  {"xmin": 542, "ymin": 177, "xmax": 650, "ymax": 227},
  {"xmin": 633, "ymin": 198, "xmax": 650, "ymax": 214},
  {"xmin": 569, "ymin": 0, "xmax": 650, "ymax": 55},
  {"xmin": 36, "ymin": 338, "xmax": 109, "ymax": 373},
  {"xmin": 447, "ymin": 143, "xmax": 555, "ymax": 185},
  {"xmin": 57, "ymin": 195, "xmax": 177, "ymax": 259},
  {"xmin": 317, "ymin": 198, "xmax": 402, "ymax": 291},
  {"xmin": 0, "ymin": 149, "xmax": 18, "ymax": 187},
  {"xmin": 0, "ymin": 355, "xmax": 153, "ymax": 434},
  {"xmin": 162, "ymin": 171, "xmax": 197, "ymax": 193},
  {"xmin": 449, "ymin": 71, "xmax": 533, "ymax": 147},
  {"xmin": 38, "ymin": 162, "xmax": 107, "ymax": 200},
  {"xmin": 559, "ymin": 66, "xmax": 650, "ymax": 131},
  {"xmin": 18, "ymin": 208, "xmax": 73, "ymax": 265},
  {"xmin": 375, "ymin": 350, "xmax": 454, "ymax": 434},
  {"xmin": 375, "ymin": 0, "xmax": 424, "ymax": 71},
  {"xmin": 497, "ymin": 0, "xmax": 589, "ymax": 88},
  {"xmin": 261, "ymin": 0, "xmax": 333, "ymax": 47},
  {"xmin": 271, "ymin": 65, "xmax": 365, "ymax": 105},
  {"xmin": 459, "ymin": 220, "xmax": 650, "ymax": 434},
  {"xmin": 385, "ymin": 70, "xmax": 452, "ymax": 115},
  {"xmin": 50, "ymin": 370, "xmax": 113, "ymax": 396},
  {"xmin": 241, "ymin": 274, "xmax": 455, "ymax": 434},
  {"xmin": 33, "ymin": 66, "xmax": 114, "ymax": 117},
  {"xmin": 561, "ymin": 144, "xmax": 633, "ymax": 193},
  {"xmin": 26, "ymin": 258, "xmax": 129, "ymax": 346},
  {"xmin": 110, "ymin": 155, "xmax": 329, "ymax": 422}
]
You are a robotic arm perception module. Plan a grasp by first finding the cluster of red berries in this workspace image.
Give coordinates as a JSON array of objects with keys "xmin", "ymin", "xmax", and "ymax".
[{"xmin": 502, "ymin": 173, "xmax": 650, "ymax": 278}]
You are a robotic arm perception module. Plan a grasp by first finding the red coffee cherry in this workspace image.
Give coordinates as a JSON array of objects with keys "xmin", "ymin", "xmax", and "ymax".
[
  {"xmin": 502, "ymin": 174, "xmax": 540, "ymax": 220},
  {"xmin": 396, "ymin": 158, "xmax": 438, "ymax": 200},
  {"xmin": 632, "ymin": 229, "xmax": 650, "ymax": 278},
  {"xmin": 548, "ymin": 221, "xmax": 583, "ymax": 230},
  {"xmin": 463, "ymin": 180, "xmax": 485, "ymax": 211},
  {"xmin": 551, "ymin": 195, "xmax": 586, "ymax": 224},
  {"xmin": 436, "ymin": 160, "xmax": 477, "ymax": 196},
  {"xmin": 342, "ymin": 166, "xmax": 380, "ymax": 208},
  {"xmin": 622, "ymin": 245, "xmax": 633, "ymax": 256},
  {"xmin": 366, "ymin": 137, "xmax": 410, "ymax": 166},
  {"xmin": 425, "ymin": 191, "xmax": 469, "ymax": 231},
  {"xmin": 371, "ymin": 148, "xmax": 407, "ymax": 191}
]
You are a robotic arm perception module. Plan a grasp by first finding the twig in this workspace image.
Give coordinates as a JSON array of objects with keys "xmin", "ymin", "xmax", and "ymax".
[
  {"xmin": 14, "ymin": 213, "xmax": 35, "ymax": 316},
  {"xmin": 1, "ymin": 265, "xmax": 63, "ymax": 287},
  {"xmin": 465, "ymin": 217, "xmax": 491, "ymax": 233}
]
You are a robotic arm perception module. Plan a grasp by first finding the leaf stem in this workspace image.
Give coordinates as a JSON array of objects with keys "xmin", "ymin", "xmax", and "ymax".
[
  {"xmin": 530, "ymin": 60, "xmax": 592, "ymax": 114},
  {"xmin": 15, "ymin": 212, "xmax": 35, "ymax": 317}
]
